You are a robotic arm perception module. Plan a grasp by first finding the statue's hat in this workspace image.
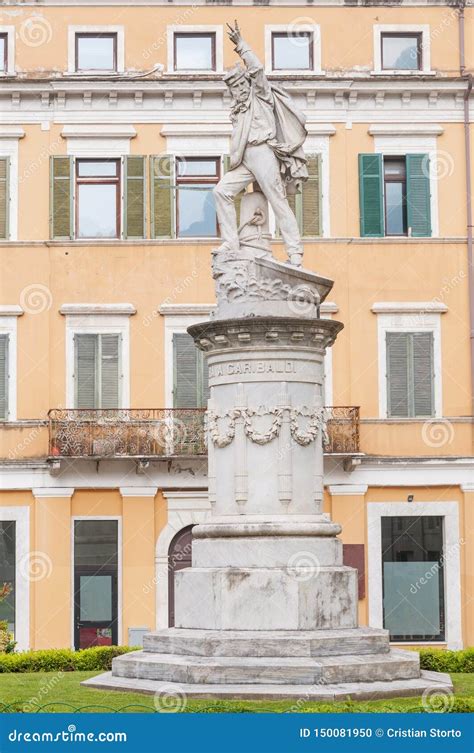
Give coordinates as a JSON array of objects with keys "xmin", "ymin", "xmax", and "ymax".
[{"xmin": 223, "ymin": 63, "xmax": 248, "ymax": 86}]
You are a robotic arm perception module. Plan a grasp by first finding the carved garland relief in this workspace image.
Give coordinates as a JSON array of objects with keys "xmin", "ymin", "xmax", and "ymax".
[{"xmin": 207, "ymin": 406, "xmax": 327, "ymax": 448}]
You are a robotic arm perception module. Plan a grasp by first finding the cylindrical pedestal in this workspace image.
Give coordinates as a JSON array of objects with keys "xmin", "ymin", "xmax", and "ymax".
[{"xmin": 173, "ymin": 316, "xmax": 359, "ymax": 632}]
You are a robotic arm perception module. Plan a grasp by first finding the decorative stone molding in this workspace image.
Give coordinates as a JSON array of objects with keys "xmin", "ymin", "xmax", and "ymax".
[
  {"xmin": 60, "ymin": 303, "xmax": 136, "ymax": 316},
  {"xmin": 207, "ymin": 406, "xmax": 326, "ymax": 447},
  {"xmin": 371, "ymin": 302, "xmax": 448, "ymax": 314},
  {"xmin": 189, "ymin": 317, "xmax": 343, "ymax": 354},
  {"xmin": 32, "ymin": 487, "xmax": 74, "ymax": 499},
  {"xmin": 0, "ymin": 306, "xmax": 23, "ymax": 317},
  {"xmin": 119, "ymin": 487, "xmax": 158, "ymax": 498}
]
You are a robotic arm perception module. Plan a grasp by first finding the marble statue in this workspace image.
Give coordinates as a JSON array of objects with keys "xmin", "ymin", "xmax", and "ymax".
[{"xmin": 213, "ymin": 21, "xmax": 308, "ymax": 268}]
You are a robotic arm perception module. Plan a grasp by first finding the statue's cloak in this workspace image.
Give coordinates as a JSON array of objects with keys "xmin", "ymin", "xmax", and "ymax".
[{"xmin": 229, "ymin": 82, "xmax": 308, "ymax": 190}]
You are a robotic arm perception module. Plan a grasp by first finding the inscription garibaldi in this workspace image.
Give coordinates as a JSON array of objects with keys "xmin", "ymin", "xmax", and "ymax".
[{"xmin": 214, "ymin": 21, "xmax": 308, "ymax": 268}]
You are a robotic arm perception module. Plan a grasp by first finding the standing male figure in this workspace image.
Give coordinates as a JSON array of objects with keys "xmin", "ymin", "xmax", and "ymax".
[{"xmin": 214, "ymin": 21, "xmax": 308, "ymax": 268}]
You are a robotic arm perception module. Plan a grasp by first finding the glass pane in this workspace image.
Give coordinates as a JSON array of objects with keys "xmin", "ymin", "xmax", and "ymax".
[
  {"xmin": 77, "ymin": 183, "xmax": 117, "ymax": 238},
  {"xmin": 273, "ymin": 34, "xmax": 311, "ymax": 70},
  {"xmin": 175, "ymin": 35, "xmax": 214, "ymax": 70},
  {"xmin": 383, "ymin": 562, "xmax": 440, "ymax": 636},
  {"xmin": 177, "ymin": 159, "xmax": 218, "ymax": 178},
  {"xmin": 381, "ymin": 516, "xmax": 444, "ymax": 641},
  {"xmin": 0, "ymin": 37, "xmax": 6, "ymax": 72},
  {"xmin": 79, "ymin": 626, "xmax": 112, "ymax": 649},
  {"xmin": 77, "ymin": 161, "xmax": 118, "ymax": 177},
  {"xmin": 385, "ymin": 182, "xmax": 405, "ymax": 235},
  {"xmin": 77, "ymin": 35, "xmax": 115, "ymax": 71},
  {"xmin": 79, "ymin": 575, "xmax": 112, "ymax": 621},
  {"xmin": 74, "ymin": 520, "xmax": 118, "ymax": 568},
  {"xmin": 384, "ymin": 160, "xmax": 405, "ymax": 178},
  {"xmin": 177, "ymin": 186, "xmax": 217, "ymax": 237},
  {"xmin": 0, "ymin": 522, "xmax": 15, "ymax": 633},
  {"xmin": 382, "ymin": 35, "xmax": 420, "ymax": 70}
]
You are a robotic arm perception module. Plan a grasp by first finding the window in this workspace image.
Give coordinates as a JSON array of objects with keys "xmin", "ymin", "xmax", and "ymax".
[
  {"xmin": 0, "ymin": 34, "xmax": 7, "ymax": 73},
  {"xmin": 272, "ymin": 32, "xmax": 313, "ymax": 71},
  {"xmin": 174, "ymin": 33, "xmax": 215, "ymax": 71},
  {"xmin": 75, "ymin": 33, "xmax": 117, "ymax": 72},
  {"xmin": 76, "ymin": 160, "xmax": 120, "ymax": 239},
  {"xmin": 0, "ymin": 522, "xmax": 15, "ymax": 635},
  {"xmin": 74, "ymin": 519, "xmax": 118, "ymax": 649},
  {"xmin": 74, "ymin": 333, "xmax": 121, "ymax": 409},
  {"xmin": 359, "ymin": 154, "xmax": 431, "ymax": 237},
  {"xmin": 384, "ymin": 158, "xmax": 407, "ymax": 236},
  {"xmin": 176, "ymin": 157, "xmax": 219, "ymax": 238},
  {"xmin": 382, "ymin": 516, "xmax": 445, "ymax": 641},
  {"xmin": 0, "ymin": 156, "xmax": 9, "ymax": 240},
  {"xmin": 173, "ymin": 333, "xmax": 209, "ymax": 408},
  {"xmin": 386, "ymin": 331, "xmax": 434, "ymax": 418},
  {"xmin": 381, "ymin": 33, "xmax": 421, "ymax": 71},
  {"xmin": 0, "ymin": 335, "xmax": 8, "ymax": 420}
]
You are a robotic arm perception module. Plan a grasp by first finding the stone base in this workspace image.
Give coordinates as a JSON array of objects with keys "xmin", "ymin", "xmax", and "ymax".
[{"xmin": 82, "ymin": 669, "xmax": 453, "ymax": 702}]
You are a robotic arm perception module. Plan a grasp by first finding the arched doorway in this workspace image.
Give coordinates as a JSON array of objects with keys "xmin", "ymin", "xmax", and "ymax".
[{"xmin": 167, "ymin": 525, "xmax": 194, "ymax": 627}]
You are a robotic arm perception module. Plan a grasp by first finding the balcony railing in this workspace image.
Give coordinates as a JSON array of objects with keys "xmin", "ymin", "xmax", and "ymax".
[{"xmin": 48, "ymin": 406, "xmax": 360, "ymax": 459}]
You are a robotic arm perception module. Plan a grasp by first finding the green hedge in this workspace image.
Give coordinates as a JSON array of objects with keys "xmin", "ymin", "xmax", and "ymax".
[
  {"xmin": 419, "ymin": 648, "xmax": 474, "ymax": 674},
  {"xmin": 0, "ymin": 646, "xmax": 138, "ymax": 673}
]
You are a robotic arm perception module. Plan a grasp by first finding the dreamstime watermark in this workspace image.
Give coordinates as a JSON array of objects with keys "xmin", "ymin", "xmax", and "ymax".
[
  {"xmin": 422, "ymin": 686, "xmax": 455, "ymax": 713},
  {"xmin": 19, "ymin": 284, "xmax": 53, "ymax": 314},
  {"xmin": 286, "ymin": 551, "xmax": 321, "ymax": 582},
  {"xmin": 421, "ymin": 418, "xmax": 454, "ymax": 448},
  {"xmin": 142, "ymin": 6, "xmax": 198, "ymax": 60},
  {"xmin": 19, "ymin": 551, "xmax": 53, "ymax": 583},
  {"xmin": 22, "ymin": 672, "xmax": 64, "ymax": 713},
  {"xmin": 19, "ymin": 16, "xmax": 53, "ymax": 48},
  {"xmin": 153, "ymin": 684, "xmax": 187, "ymax": 712},
  {"xmin": 143, "ymin": 269, "xmax": 200, "ymax": 327},
  {"xmin": 422, "ymin": 151, "xmax": 455, "ymax": 181},
  {"xmin": 143, "ymin": 539, "xmax": 193, "ymax": 595},
  {"xmin": 409, "ymin": 538, "xmax": 464, "ymax": 595},
  {"xmin": 8, "ymin": 425, "xmax": 43, "ymax": 459},
  {"xmin": 19, "ymin": 139, "xmax": 62, "ymax": 184},
  {"xmin": 287, "ymin": 18, "xmax": 316, "ymax": 49}
]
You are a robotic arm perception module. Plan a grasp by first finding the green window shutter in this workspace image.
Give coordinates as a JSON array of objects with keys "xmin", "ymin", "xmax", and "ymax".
[
  {"xmin": 387, "ymin": 332, "xmax": 409, "ymax": 418},
  {"xmin": 124, "ymin": 156, "xmax": 146, "ymax": 239},
  {"xmin": 100, "ymin": 334, "xmax": 120, "ymax": 408},
  {"xmin": 0, "ymin": 157, "xmax": 10, "ymax": 240},
  {"xmin": 150, "ymin": 155, "xmax": 175, "ymax": 239},
  {"xmin": 387, "ymin": 331, "xmax": 434, "ymax": 418},
  {"xmin": 50, "ymin": 156, "xmax": 73, "ymax": 240},
  {"xmin": 359, "ymin": 154, "xmax": 384, "ymax": 237},
  {"xmin": 301, "ymin": 153, "xmax": 322, "ymax": 237},
  {"xmin": 75, "ymin": 334, "xmax": 97, "ymax": 409},
  {"xmin": 412, "ymin": 332, "xmax": 434, "ymax": 417},
  {"xmin": 173, "ymin": 332, "xmax": 209, "ymax": 408},
  {"xmin": 406, "ymin": 154, "xmax": 431, "ymax": 237},
  {"xmin": 223, "ymin": 155, "xmax": 243, "ymax": 228},
  {"xmin": 0, "ymin": 335, "xmax": 9, "ymax": 420}
]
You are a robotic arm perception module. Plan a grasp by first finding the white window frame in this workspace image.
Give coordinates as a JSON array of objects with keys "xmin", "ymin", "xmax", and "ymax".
[
  {"xmin": 167, "ymin": 25, "xmax": 223, "ymax": 74},
  {"xmin": 163, "ymin": 309, "xmax": 213, "ymax": 407},
  {"xmin": 68, "ymin": 25, "xmax": 125, "ymax": 74},
  {"xmin": 0, "ymin": 311, "xmax": 22, "ymax": 421},
  {"xmin": 367, "ymin": 501, "xmax": 462, "ymax": 649},
  {"xmin": 370, "ymin": 126, "xmax": 442, "ymax": 238},
  {"xmin": 63, "ymin": 309, "xmax": 132, "ymax": 409},
  {"xmin": 71, "ymin": 516, "xmax": 122, "ymax": 649},
  {"xmin": 0, "ymin": 126, "xmax": 25, "ymax": 242},
  {"xmin": 374, "ymin": 305, "xmax": 445, "ymax": 419},
  {"xmin": 320, "ymin": 302, "xmax": 338, "ymax": 406},
  {"xmin": 373, "ymin": 24, "xmax": 433, "ymax": 75},
  {"xmin": 0, "ymin": 26, "xmax": 15, "ymax": 76},
  {"xmin": 265, "ymin": 23, "xmax": 322, "ymax": 75},
  {"xmin": 0, "ymin": 506, "xmax": 30, "ymax": 651}
]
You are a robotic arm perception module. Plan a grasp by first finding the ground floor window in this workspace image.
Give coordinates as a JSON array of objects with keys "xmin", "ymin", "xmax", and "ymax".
[
  {"xmin": 0, "ymin": 521, "xmax": 15, "ymax": 634},
  {"xmin": 74, "ymin": 519, "xmax": 118, "ymax": 649},
  {"xmin": 381, "ymin": 515, "xmax": 445, "ymax": 642}
]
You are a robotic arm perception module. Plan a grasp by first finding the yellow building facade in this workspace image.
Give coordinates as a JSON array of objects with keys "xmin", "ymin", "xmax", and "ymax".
[{"xmin": 0, "ymin": 0, "xmax": 473, "ymax": 654}]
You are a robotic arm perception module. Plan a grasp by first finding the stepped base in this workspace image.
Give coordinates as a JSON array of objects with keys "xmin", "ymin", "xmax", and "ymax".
[{"xmin": 82, "ymin": 669, "xmax": 453, "ymax": 702}]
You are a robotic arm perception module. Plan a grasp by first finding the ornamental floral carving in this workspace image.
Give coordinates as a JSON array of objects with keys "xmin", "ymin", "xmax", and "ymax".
[{"xmin": 207, "ymin": 406, "xmax": 326, "ymax": 447}]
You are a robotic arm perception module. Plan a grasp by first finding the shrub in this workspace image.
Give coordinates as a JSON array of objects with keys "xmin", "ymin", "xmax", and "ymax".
[
  {"xmin": 419, "ymin": 647, "xmax": 474, "ymax": 674},
  {"xmin": 0, "ymin": 645, "xmax": 138, "ymax": 673}
]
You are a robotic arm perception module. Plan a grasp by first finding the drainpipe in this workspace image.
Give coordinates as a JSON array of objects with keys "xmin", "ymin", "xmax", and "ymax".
[{"xmin": 459, "ymin": 2, "xmax": 474, "ymax": 417}]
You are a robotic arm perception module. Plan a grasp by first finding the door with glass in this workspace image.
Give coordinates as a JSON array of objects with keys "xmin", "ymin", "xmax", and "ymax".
[
  {"xmin": 381, "ymin": 515, "xmax": 445, "ymax": 642},
  {"xmin": 74, "ymin": 520, "xmax": 118, "ymax": 649}
]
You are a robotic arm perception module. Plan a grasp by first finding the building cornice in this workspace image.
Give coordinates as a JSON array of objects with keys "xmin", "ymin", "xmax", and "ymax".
[{"xmin": 59, "ymin": 303, "xmax": 136, "ymax": 316}]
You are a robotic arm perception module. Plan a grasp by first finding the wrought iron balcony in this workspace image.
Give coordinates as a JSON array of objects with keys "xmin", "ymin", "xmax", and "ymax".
[{"xmin": 48, "ymin": 406, "xmax": 360, "ymax": 459}]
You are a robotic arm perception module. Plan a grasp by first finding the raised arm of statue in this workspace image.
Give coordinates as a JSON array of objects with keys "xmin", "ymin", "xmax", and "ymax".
[{"xmin": 226, "ymin": 21, "xmax": 271, "ymax": 99}]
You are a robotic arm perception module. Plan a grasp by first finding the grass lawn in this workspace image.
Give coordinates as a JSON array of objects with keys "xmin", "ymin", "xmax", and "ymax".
[{"xmin": 0, "ymin": 672, "xmax": 472, "ymax": 713}]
